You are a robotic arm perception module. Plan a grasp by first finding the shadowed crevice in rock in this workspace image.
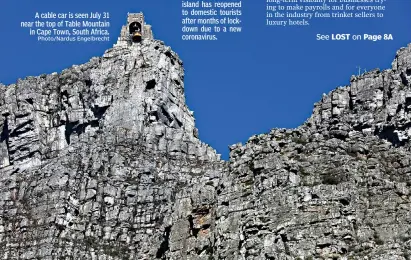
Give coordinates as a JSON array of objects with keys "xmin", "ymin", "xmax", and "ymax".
[
  {"xmin": 376, "ymin": 125, "xmax": 403, "ymax": 146},
  {"xmin": 405, "ymin": 96, "xmax": 411, "ymax": 112},
  {"xmin": 65, "ymin": 120, "xmax": 101, "ymax": 145},
  {"xmin": 65, "ymin": 121, "xmax": 78, "ymax": 145},
  {"xmin": 0, "ymin": 117, "xmax": 9, "ymax": 143},
  {"xmin": 25, "ymin": 98, "xmax": 34, "ymax": 105},
  {"xmin": 156, "ymin": 226, "xmax": 171, "ymax": 259},
  {"xmin": 164, "ymin": 51, "xmax": 175, "ymax": 65},
  {"xmin": 61, "ymin": 90, "xmax": 70, "ymax": 107},
  {"xmin": 145, "ymin": 79, "xmax": 156, "ymax": 90},
  {"xmin": 91, "ymin": 105, "xmax": 109, "ymax": 120},
  {"xmin": 9, "ymin": 119, "xmax": 33, "ymax": 137},
  {"xmin": 85, "ymin": 79, "xmax": 92, "ymax": 87},
  {"xmin": 401, "ymin": 71, "xmax": 409, "ymax": 86},
  {"xmin": 188, "ymin": 215, "xmax": 200, "ymax": 238}
]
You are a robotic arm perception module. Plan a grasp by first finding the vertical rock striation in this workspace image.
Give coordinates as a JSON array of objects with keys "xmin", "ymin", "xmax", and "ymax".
[{"xmin": 2, "ymin": 24, "xmax": 411, "ymax": 259}]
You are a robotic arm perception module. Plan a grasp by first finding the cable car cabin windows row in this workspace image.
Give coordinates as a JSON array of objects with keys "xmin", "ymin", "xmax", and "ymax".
[{"xmin": 129, "ymin": 22, "xmax": 142, "ymax": 34}]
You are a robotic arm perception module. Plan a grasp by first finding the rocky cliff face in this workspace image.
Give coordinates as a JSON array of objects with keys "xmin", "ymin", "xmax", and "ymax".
[
  {"xmin": 0, "ymin": 39, "xmax": 224, "ymax": 259},
  {"xmin": 1, "ymin": 35, "xmax": 411, "ymax": 259},
  {"xmin": 216, "ymin": 45, "xmax": 411, "ymax": 260}
]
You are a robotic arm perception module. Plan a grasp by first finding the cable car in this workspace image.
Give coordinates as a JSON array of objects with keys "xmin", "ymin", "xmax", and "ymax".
[
  {"xmin": 132, "ymin": 32, "xmax": 142, "ymax": 42},
  {"xmin": 129, "ymin": 22, "xmax": 142, "ymax": 42}
]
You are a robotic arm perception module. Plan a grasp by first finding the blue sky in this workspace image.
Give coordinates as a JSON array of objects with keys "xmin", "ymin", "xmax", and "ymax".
[{"xmin": 0, "ymin": 0, "xmax": 410, "ymax": 159}]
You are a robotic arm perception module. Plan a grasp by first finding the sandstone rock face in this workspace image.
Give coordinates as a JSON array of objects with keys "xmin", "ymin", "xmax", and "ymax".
[
  {"xmin": 217, "ymin": 45, "xmax": 411, "ymax": 260},
  {"xmin": 1, "ymin": 36, "xmax": 411, "ymax": 259},
  {"xmin": 0, "ymin": 40, "xmax": 224, "ymax": 259}
]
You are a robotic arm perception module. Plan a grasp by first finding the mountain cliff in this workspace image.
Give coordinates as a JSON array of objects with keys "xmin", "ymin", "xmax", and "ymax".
[{"xmin": 1, "ymin": 32, "xmax": 411, "ymax": 259}]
